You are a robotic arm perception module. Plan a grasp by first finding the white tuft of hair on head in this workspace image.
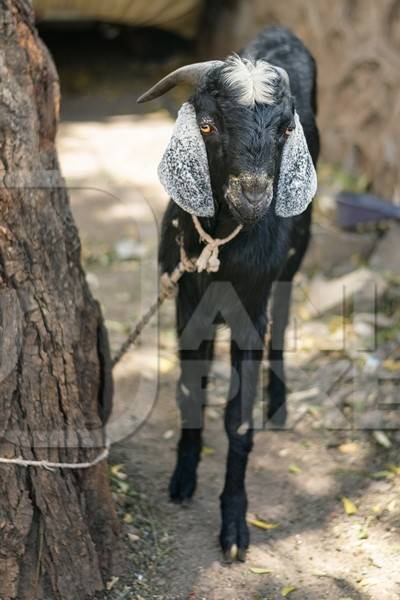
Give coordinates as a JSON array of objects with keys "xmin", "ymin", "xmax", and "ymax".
[{"xmin": 222, "ymin": 55, "xmax": 281, "ymax": 107}]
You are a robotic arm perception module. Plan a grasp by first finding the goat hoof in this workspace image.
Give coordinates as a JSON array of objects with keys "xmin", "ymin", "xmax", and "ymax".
[
  {"xmin": 222, "ymin": 545, "xmax": 237, "ymax": 564},
  {"xmin": 220, "ymin": 492, "xmax": 250, "ymax": 560},
  {"xmin": 169, "ymin": 465, "xmax": 197, "ymax": 503},
  {"xmin": 219, "ymin": 516, "xmax": 249, "ymax": 562},
  {"xmin": 222, "ymin": 544, "xmax": 247, "ymax": 563},
  {"xmin": 237, "ymin": 547, "xmax": 247, "ymax": 562},
  {"xmin": 221, "ymin": 540, "xmax": 248, "ymax": 563}
]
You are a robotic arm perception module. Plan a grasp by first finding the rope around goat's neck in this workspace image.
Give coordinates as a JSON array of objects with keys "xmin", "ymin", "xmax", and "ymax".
[
  {"xmin": 191, "ymin": 215, "xmax": 243, "ymax": 273},
  {"xmin": 192, "ymin": 215, "xmax": 243, "ymax": 247},
  {"xmin": 0, "ymin": 215, "xmax": 243, "ymax": 471}
]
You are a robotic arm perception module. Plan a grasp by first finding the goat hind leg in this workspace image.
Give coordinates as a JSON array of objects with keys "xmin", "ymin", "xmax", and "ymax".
[
  {"xmin": 267, "ymin": 213, "xmax": 311, "ymax": 426},
  {"xmin": 169, "ymin": 339, "xmax": 214, "ymax": 503},
  {"xmin": 266, "ymin": 279, "xmax": 293, "ymax": 426}
]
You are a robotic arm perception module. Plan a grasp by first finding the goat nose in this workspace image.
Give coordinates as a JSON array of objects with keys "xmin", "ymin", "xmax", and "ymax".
[
  {"xmin": 242, "ymin": 189, "xmax": 266, "ymax": 204},
  {"xmin": 240, "ymin": 181, "xmax": 267, "ymax": 205}
]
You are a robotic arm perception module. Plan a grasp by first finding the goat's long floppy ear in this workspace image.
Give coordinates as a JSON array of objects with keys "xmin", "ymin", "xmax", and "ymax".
[
  {"xmin": 158, "ymin": 102, "xmax": 215, "ymax": 217},
  {"xmin": 275, "ymin": 112, "xmax": 317, "ymax": 217}
]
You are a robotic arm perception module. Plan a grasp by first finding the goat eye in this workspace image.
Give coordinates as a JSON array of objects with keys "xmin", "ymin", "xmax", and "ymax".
[{"xmin": 200, "ymin": 123, "xmax": 215, "ymax": 135}]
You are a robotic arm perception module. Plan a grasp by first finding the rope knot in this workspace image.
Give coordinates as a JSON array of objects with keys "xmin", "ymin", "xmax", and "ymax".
[
  {"xmin": 196, "ymin": 244, "xmax": 220, "ymax": 273},
  {"xmin": 191, "ymin": 215, "xmax": 242, "ymax": 274}
]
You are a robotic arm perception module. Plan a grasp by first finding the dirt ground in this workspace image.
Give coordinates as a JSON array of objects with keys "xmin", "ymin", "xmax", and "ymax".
[{"xmin": 48, "ymin": 26, "xmax": 400, "ymax": 600}]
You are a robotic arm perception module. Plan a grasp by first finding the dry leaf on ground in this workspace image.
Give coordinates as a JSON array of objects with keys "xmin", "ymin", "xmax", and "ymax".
[
  {"xmin": 249, "ymin": 567, "xmax": 272, "ymax": 575},
  {"xmin": 342, "ymin": 497, "xmax": 358, "ymax": 516},
  {"xmin": 281, "ymin": 585, "xmax": 297, "ymax": 597},
  {"xmin": 248, "ymin": 517, "xmax": 280, "ymax": 530}
]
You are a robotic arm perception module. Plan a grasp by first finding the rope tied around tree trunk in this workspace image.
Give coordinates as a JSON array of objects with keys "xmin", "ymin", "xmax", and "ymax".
[
  {"xmin": 0, "ymin": 216, "xmax": 242, "ymax": 471},
  {"xmin": 0, "ymin": 438, "xmax": 111, "ymax": 471}
]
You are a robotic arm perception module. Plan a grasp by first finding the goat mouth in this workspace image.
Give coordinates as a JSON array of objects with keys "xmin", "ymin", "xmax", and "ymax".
[
  {"xmin": 224, "ymin": 174, "xmax": 274, "ymax": 225},
  {"xmin": 224, "ymin": 191, "xmax": 271, "ymax": 225}
]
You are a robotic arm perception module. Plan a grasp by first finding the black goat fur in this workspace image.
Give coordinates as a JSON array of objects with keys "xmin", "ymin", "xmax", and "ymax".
[{"xmin": 158, "ymin": 27, "xmax": 320, "ymax": 560}]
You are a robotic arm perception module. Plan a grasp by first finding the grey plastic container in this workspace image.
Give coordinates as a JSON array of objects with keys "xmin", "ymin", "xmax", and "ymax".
[{"xmin": 336, "ymin": 191, "xmax": 400, "ymax": 230}]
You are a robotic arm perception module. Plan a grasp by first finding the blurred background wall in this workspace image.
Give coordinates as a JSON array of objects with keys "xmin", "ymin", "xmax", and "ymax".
[
  {"xmin": 202, "ymin": 0, "xmax": 400, "ymax": 203},
  {"xmin": 33, "ymin": 0, "xmax": 400, "ymax": 202},
  {"xmin": 33, "ymin": 0, "xmax": 203, "ymax": 37}
]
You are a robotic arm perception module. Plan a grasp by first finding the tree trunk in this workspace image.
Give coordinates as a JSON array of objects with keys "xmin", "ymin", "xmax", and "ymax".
[{"xmin": 0, "ymin": 2, "xmax": 118, "ymax": 599}]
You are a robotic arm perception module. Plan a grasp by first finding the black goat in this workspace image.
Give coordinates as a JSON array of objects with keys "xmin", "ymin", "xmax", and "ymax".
[{"xmin": 138, "ymin": 26, "xmax": 320, "ymax": 561}]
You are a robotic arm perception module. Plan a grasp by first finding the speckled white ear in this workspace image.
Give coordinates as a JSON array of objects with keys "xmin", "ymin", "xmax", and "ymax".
[
  {"xmin": 276, "ymin": 112, "xmax": 317, "ymax": 217},
  {"xmin": 158, "ymin": 102, "xmax": 215, "ymax": 217}
]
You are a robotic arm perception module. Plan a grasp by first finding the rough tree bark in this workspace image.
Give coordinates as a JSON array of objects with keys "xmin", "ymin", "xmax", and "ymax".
[{"xmin": 0, "ymin": 1, "xmax": 118, "ymax": 599}]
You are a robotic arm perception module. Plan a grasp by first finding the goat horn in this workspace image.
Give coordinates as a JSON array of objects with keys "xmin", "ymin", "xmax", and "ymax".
[{"xmin": 137, "ymin": 61, "xmax": 224, "ymax": 103}]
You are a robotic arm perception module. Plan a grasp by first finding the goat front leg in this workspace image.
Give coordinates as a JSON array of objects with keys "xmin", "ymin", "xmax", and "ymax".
[
  {"xmin": 220, "ymin": 317, "xmax": 266, "ymax": 562},
  {"xmin": 170, "ymin": 338, "xmax": 214, "ymax": 504}
]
